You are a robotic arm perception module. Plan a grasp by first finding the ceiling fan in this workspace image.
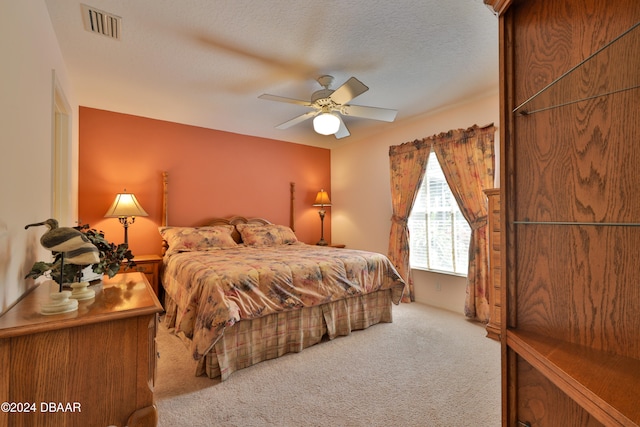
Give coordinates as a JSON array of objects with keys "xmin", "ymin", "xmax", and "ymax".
[{"xmin": 259, "ymin": 75, "xmax": 397, "ymax": 139}]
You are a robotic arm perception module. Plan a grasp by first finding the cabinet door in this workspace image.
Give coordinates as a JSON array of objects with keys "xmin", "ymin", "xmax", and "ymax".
[{"xmin": 5, "ymin": 318, "xmax": 140, "ymax": 426}]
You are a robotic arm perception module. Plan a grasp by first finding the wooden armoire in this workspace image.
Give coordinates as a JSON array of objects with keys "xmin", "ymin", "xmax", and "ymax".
[{"xmin": 484, "ymin": 1, "xmax": 640, "ymax": 426}]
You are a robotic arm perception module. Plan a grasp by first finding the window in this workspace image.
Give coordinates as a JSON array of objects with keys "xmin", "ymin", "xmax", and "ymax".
[{"xmin": 408, "ymin": 151, "xmax": 471, "ymax": 275}]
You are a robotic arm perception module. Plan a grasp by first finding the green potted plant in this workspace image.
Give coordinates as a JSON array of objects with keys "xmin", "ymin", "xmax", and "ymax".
[{"xmin": 26, "ymin": 224, "xmax": 135, "ymax": 285}]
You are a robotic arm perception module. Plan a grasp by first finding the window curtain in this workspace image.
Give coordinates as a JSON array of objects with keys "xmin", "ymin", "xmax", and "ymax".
[
  {"xmin": 431, "ymin": 124, "xmax": 495, "ymax": 322},
  {"xmin": 388, "ymin": 139, "xmax": 430, "ymax": 302}
]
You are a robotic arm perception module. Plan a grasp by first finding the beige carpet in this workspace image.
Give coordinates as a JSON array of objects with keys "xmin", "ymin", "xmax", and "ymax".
[{"xmin": 155, "ymin": 303, "xmax": 501, "ymax": 427}]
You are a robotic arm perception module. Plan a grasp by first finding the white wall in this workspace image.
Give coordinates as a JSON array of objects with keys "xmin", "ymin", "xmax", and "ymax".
[
  {"xmin": 331, "ymin": 92, "xmax": 499, "ymax": 313},
  {"xmin": 0, "ymin": 1, "xmax": 77, "ymax": 313}
]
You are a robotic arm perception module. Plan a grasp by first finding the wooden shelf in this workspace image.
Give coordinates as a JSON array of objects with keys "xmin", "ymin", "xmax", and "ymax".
[
  {"xmin": 507, "ymin": 330, "xmax": 640, "ymax": 426},
  {"xmin": 493, "ymin": 1, "xmax": 640, "ymax": 425}
]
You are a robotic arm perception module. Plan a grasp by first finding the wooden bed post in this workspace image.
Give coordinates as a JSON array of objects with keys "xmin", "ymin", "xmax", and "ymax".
[
  {"xmin": 162, "ymin": 171, "xmax": 168, "ymax": 227},
  {"xmin": 290, "ymin": 182, "xmax": 295, "ymax": 231}
]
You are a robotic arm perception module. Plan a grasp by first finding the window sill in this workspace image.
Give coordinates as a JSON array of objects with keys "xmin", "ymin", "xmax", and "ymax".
[{"xmin": 410, "ymin": 267, "xmax": 467, "ymax": 278}]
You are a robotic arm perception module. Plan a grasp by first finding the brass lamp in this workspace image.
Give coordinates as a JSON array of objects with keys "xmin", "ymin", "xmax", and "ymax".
[
  {"xmin": 313, "ymin": 189, "xmax": 331, "ymax": 246},
  {"xmin": 104, "ymin": 190, "xmax": 148, "ymax": 245}
]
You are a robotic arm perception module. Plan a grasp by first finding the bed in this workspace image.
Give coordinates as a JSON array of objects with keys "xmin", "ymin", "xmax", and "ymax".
[{"xmin": 160, "ymin": 175, "xmax": 406, "ymax": 381}]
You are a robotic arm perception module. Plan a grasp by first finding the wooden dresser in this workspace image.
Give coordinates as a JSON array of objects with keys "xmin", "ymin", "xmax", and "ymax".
[
  {"xmin": 484, "ymin": 188, "xmax": 501, "ymax": 341},
  {"xmin": 0, "ymin": 272, "xmax": 163, "ymax": 427},
  {"xmin": 485, "ymin": 0, "xmax": 640, "ymax": 425}
]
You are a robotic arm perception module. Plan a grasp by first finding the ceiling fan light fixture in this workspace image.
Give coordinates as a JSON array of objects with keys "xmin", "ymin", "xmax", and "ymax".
[
  {"xmin": 260, "ymin": 75, "xmax": 396, "ymax": 138},
  {"xmin": 313, "ymin": 112, "xmax": 340, "ymax": 135}
]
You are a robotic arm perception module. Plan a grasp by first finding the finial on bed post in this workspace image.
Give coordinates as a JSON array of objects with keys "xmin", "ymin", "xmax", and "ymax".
[
  {"xmin": 162, "ymin": 171, "xmax": 169, "ymax": 227},
  {"xmin": 290, "ymin": 182, "xmax": 295, "ymax": 231}
]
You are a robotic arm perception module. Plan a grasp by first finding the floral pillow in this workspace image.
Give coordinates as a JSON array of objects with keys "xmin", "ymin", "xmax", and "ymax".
[
  {"xmin": 159, "ymin": 225, "xmax": 237, "ymax": 254},
  {"xmin": 236, "ymin": 223, "xmax": 298, "ymax": 246}
]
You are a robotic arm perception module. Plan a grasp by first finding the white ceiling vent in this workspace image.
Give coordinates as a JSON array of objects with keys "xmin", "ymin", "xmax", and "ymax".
[{"xmin": 81, "ymin": 4, "xmax": 121, "ymax": 40}]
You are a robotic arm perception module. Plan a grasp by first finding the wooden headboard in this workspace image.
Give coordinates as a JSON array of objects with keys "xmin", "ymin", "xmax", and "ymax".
[{"xmin": 160, "ymin": 171, "xmax": 295, "ymax": 247}]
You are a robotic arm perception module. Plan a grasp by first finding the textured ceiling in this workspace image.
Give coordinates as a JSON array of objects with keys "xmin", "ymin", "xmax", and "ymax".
[{"xmin": 45, "ymin": 0, "xmax": 498, "ymax": 148}]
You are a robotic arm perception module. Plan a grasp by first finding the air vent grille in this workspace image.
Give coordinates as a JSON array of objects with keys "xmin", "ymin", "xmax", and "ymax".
[{"xmin": 81, "ymin": 4, "xmax": 121, "ymax": 40}]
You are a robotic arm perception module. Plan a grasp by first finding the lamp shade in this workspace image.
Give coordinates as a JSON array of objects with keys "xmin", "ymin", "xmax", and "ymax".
[
  {"xmin": 104, "ymin": 192, "xmax": 148, "ymax": 218},
  {"xmin": 313, "ymin": 189, "xmax": 331, "ymax": 207},
  {"xmin": 313, "ymin": 113, "xmax": 340, "ymax": 135}
]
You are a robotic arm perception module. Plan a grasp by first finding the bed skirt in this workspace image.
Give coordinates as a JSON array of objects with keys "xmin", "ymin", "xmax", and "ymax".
[{"xmin": 164, "ymin": 289, "xmax": 394, "ymax": 381}]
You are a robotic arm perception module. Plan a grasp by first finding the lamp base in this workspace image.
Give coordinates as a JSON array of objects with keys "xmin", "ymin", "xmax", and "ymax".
[{"xmin": 317, "ymin": 208, "xmax": 328, "ymax": 246}]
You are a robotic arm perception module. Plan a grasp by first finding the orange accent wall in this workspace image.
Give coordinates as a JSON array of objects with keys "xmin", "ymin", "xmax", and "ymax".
[{"xmin": 78, "ymin": 107, "xmax": 331, "ymax": 256}]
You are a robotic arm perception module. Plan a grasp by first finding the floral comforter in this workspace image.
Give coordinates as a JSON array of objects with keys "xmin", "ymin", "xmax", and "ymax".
[{"xmin": 162, "ymin": 243, "xmax": 405, "ymax": 359}]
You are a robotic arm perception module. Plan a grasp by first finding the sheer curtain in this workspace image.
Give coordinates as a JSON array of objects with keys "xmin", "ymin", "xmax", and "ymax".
[
  {"xmin": 388, "ymin": 139, "xmax": 430, "ymax": 302},
  {"xmin": 432, "ymin": 125, "xmax": 495, "ymax": 321}
]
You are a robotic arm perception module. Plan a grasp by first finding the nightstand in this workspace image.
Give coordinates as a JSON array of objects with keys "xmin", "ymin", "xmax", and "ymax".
[
  {"xmin": 330, "ymin": 244, "xmax": 346, "ymax": 248},
  {"xmin": 120, "ymin": 254, "xmax": 162, "ymax": 297}
]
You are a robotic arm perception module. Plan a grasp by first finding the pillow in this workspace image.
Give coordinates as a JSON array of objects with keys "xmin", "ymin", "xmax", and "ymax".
[
  {"xmin": 236, "ymin": 223, "xmax": 298, "ymax": 246},
  {"xmin": 159, "ymin": 225, "xmax": 237, "ymax": 254}
]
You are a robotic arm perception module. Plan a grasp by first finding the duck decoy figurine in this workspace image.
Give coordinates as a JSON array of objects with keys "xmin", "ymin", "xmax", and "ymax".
[
  {"xmin": 25, "ymin": 219, "xmax": 101, "ymax": 313},
  {"xmin": 25, "ymin": 218, "xmax": 100, "ymax": 265},
  {"xmin": 25, "ymin": 219, "xmax": 100, "ymax": 291}
]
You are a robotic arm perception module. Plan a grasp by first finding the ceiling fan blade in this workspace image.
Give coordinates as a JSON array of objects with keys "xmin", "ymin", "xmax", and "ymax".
[
  {"xmin": 334, "ymin": 115, "xmax": 351, "ymax": 139},
  {"xmin": 340, "ymin": 104, "xmax": 398, "ymax": 122},
  {"xmin": 275, "ymin": 110, "xmax": 317, "ymax": 129},
  {"xmin": 329, "ymin": 77, "xmax": 369, "ymax": 105},
  {"xmin": 259, "ymin": 93, "xmax": 312, "ymax": 106}
]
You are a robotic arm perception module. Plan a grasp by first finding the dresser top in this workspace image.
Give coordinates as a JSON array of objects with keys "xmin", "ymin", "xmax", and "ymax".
[{"xmin": 0, "ymin": 272, "xmax": 163, "ymax": 339}]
